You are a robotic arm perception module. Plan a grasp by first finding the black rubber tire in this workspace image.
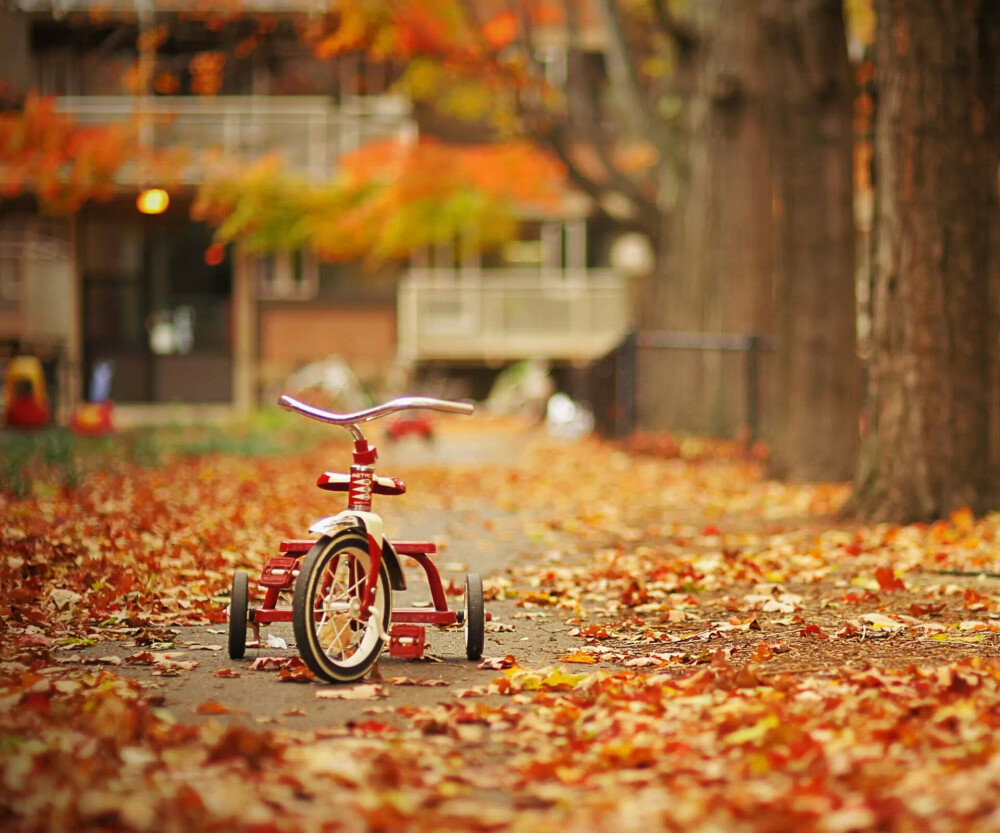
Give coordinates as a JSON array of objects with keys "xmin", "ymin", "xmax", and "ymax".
[
  {"xmin": 292, "ymin": 532, "xmax": 392, "ymax": 683},
  {"xmin": 464, "ymin": 573, "xmax": 485, "ymax": 660},
  {"xmin": 228, "ymin": 570, "xmax": 249, "ymax": 660}
]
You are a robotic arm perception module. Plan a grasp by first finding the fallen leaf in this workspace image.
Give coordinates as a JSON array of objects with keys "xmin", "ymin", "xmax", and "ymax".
[
  {"xmin": 250, "ymin": 656, "xmax": 294, "ymax": 671},
  {"xmin": 478, "ymin": 655, "xmax": 517, "ymax": 670},
  {"xmin": 875, "ymin": 567, "xmax": 907, "ymax": 592},
  {"xmin": 195, "ymin": 700, "xmax": 231, "ymax": 715},
  {"xmin": 859, "ymin": 613, "xmax": 904, "ymax": 631},
  {"xmin": 316, "ymin": 684, "xmax": 388, "ymax": 700},
  {"xmin": 559, "ymin": 651, "xmax": 598, "ymax": 664},
  {"xmin": 277, "ymin": 659, "xmax": 316, "ymax": 683}
]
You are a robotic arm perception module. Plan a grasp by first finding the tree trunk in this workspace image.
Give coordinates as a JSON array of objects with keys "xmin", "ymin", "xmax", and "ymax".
[
  {"xmin": 641, "ymin": 0, "xmax": 776, "ymax": 438},
  {"xmin": 766, "ymin": 0, "xmax": 859, "ymax": 481},
  {"xmin": 639, "ymin": 0, "xmax": 858, "ymax": 484},
  {"xmin": 848, "ymin": 0, "xmax": 997, "ymax": 521}
]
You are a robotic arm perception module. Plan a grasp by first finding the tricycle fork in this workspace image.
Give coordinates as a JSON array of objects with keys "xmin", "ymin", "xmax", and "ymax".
[{"xmin": 359, "ymin": 534, "xmax": 391, "ymax": 642}]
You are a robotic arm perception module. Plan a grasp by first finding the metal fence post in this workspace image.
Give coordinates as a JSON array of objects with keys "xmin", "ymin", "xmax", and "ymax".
[
  {"xmin": 615, "ymin": 330, "xmax": 637, "ymax": 438},
  {"xmin": 745, "ymin": 334, "xmax": 761, "ymax": 448}
]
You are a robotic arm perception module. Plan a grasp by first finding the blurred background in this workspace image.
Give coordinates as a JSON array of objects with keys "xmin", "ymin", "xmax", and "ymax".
[{"xmin": 1, "ymin": 0, "xmax": 995, "ymax": 517}]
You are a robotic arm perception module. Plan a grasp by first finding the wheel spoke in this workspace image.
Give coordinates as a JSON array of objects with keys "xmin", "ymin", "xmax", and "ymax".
[{"xmin": 313, "ymin": 553, "xmax": 372, "ymax": 660}]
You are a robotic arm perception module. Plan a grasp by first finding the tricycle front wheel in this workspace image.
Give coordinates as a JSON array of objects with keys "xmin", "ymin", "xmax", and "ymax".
[
  {"xmin": 293, "ymin": 532, "xmax": 392, "ymax": 683},
  {"xmin": 464, "ymin": 573, "xmax": 485, "ymax": 660},
  {"xmin": 228, "ymin": 570, "xmax": 249, "ymax": 660}
]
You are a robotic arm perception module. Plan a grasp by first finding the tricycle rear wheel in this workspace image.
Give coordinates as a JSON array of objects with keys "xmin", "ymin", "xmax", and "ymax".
[
  {"xmin": 228, "ymin": 570, "xmax": 249, "ymax": 660},
  {"xmin": 464, "ymin": 573, "xmax": 485, "ymax": 660}
]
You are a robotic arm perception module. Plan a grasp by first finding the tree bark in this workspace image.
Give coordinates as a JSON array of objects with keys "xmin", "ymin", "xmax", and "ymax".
[
  {"xmin": 848, "ymin": 0, "xmax": 997, "ymax": 521},
  {"xmin": 639, "ymin": 0, "xmax": 858, "ymax": 483},
  {"xmin": 766, "ymin": 0, "xmax": 859, "ymax": 481},
  {"xmin": 641, "ymin": 0, "xmax": 776, "ymax": 438}
]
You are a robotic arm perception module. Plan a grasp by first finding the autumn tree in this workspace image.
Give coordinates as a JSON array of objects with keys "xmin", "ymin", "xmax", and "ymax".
[{"xmin": 848, "ymin": 0, "xmax": 1000, "ymax": 521}]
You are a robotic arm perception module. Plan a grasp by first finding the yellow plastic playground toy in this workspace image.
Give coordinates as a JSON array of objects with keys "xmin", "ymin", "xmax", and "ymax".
[{"xmin": 2, "ymin": 355, "xmax": 50, "ymax": 429}]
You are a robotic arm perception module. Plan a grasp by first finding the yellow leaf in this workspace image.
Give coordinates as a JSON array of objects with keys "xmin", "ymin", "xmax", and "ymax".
[
  {"xmin": 558, "ymin": 651, "xmax": 597, "ymax": 664},
  {"xmin": 723, "ymin": 714, "xmax": 780, "ymax": 745},
  {"xmin": 542, "ymin": 668, "xmax": 589, "ymax": 689}
]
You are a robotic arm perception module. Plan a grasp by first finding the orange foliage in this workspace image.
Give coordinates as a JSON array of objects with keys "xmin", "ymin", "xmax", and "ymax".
[
  {"xmin": 195, "ymin": 137, "xmax": 566, "ymax": 263},
  {"xmin": 189, "ymin": 52, "xmax": 226, "ymax": 96},
  {"xmin": 0, "ymin": 94, "xmax": 181, "ymax": 214},
  {"xmin": 341, "ymin": 136, "xmax": 564, "ymax": 208},
  {"xmin": 481, "ymin": 10, "xmax": 518, "ymax": 50},
  {"xmin": 0, "ymin": 95, "xmax": 139, "ymax": 212}
]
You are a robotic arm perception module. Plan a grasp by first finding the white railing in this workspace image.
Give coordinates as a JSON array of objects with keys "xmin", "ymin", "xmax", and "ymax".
[
  {"xmin": 0, "ymin": 219, "xmax": 73, "ymax": 347},
  {"xmin": 397, "ymin": 270, "xmax": 630, "ymax": 363},
  {"xmin": 55, "ymin": 95, "xmax": 416, "ymax": 183}
]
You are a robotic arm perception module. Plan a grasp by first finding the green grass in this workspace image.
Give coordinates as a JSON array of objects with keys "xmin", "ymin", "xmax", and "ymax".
[{"xmin": 0, "ymin": 408, "xmax": 329, "ymax": 497}]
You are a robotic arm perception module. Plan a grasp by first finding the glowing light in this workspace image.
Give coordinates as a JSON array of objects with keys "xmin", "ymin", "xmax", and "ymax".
[
  {"xmin": 137, "ymin": 188, "xmax": 169, "ymax": 214},
  {"xmin": 204, "ymin": 243, "xmax": 225, "ymax": 266}
]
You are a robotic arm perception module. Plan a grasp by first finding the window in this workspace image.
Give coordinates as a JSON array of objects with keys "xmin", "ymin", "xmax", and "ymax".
[{"xmin": 257, "ymin": 250, "xmax": 319, "ymax": 300}]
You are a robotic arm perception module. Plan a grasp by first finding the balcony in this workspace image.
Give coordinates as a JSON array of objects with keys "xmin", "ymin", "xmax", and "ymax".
[
  {"xmin": 55, "ymin": 95, "xmax": 416, "ymax": 184},
  {"xmin": 397, "ymin": 270, "xmax": 630, "ymax": 364}
]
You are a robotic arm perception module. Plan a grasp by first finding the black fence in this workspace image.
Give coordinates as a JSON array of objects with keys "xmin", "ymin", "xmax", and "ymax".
[{"xmin": 593, "ymin": 330, "xmax": 771, "ymax": 442}]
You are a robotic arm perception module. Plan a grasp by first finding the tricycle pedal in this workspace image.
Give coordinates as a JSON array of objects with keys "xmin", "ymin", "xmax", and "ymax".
[
  {"xmin": 388, "ymin": 624, "xmax": 427, "ymax": 659},
  {"xmin": 260, "ymin": 556, "xmax": 298, "ymax": 588}
]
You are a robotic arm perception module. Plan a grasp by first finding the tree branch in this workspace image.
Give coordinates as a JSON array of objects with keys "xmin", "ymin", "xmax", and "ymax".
[
  {"xmin": 561, "ymin": 0, "xmax": 660, "ymax": 222},
  {"xmin": 593, "ymin": 0, "xmax": 656, "ymax": 140}
]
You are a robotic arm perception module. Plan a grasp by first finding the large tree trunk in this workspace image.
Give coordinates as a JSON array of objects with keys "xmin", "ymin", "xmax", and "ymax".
[
  {"xmin": 639, "ymin": 0, "xmax": 857, "ymax": 483},
  {"xmin": 766, "ymin": 0, "xmax": 859, "ymax": 481},
  {"xmin": 641, "ymin": 0, "xmax": 775, "ymax": 438},
  {"xmin": 849, "ymin": 0, "xmax": 997, "ymax": 521}
]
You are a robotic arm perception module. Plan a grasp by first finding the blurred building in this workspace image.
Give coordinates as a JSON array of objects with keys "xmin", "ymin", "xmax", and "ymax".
[{"xmin": 0, "ymin": 1, "xmax": 632, "ymax": 416}]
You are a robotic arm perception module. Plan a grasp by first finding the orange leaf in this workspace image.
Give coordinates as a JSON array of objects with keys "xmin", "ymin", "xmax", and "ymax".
[
  {"xmin": 482, "ymin": 10, "xmax": 518, "ymax": 50},
  {"xmin": 195, "ymin": 700, "xmax": 231, "ymax": 715},
  {"xmin": 951, "ymin": 506, "xmax": 975, "ymax": 531}
]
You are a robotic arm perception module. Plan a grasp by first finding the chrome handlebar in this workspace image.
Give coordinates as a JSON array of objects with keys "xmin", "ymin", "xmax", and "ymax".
[{"xmin": 278, "ymin": 394, "xmax": 475, "ymax": 426}]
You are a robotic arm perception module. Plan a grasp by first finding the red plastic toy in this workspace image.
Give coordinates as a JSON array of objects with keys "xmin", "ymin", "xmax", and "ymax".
[
  {"xmin": 70, "ymin": 400, "xmax": 115, "ymax": 436},
  {"xmin": 384, "ymin": 411, "xmax": 434, "ymax": 442},
  {"xmin": 227, "ymin": 396, "xmax": 487, "ymax": 683}
]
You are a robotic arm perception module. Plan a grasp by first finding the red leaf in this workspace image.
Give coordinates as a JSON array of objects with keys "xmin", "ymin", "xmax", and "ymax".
[{"xmin": 875, "ymin": 566, "xmax": 906, "ymax": 592}]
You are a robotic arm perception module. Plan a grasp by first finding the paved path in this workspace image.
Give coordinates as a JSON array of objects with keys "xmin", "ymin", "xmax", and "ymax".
[{"xmin": 57, "ymin": 423, "xmax": 580, "ymax": 728}]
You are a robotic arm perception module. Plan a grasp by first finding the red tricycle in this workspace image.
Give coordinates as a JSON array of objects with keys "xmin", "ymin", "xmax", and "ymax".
[{"xmin": 227, "ymin": 395, "xmax": 487, "ymax": 683}]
